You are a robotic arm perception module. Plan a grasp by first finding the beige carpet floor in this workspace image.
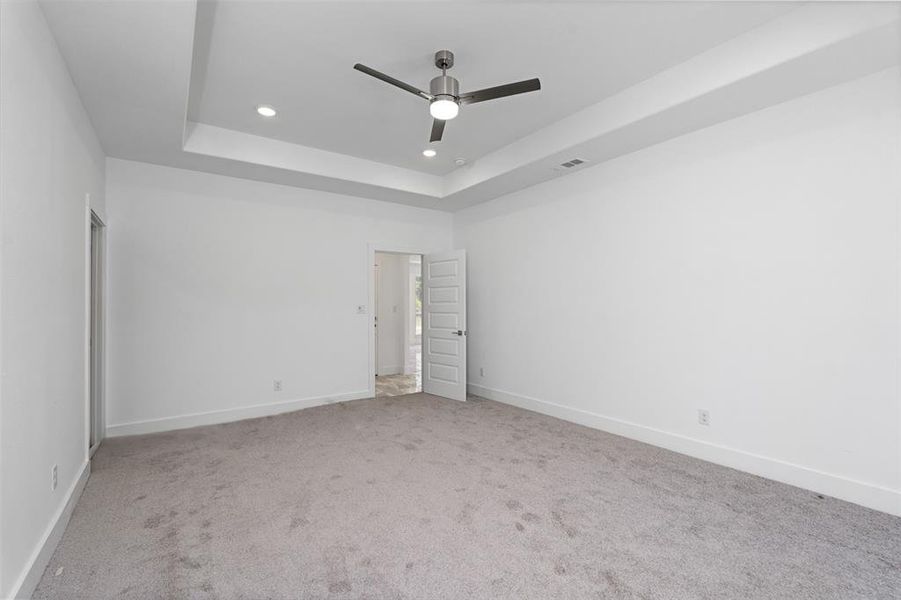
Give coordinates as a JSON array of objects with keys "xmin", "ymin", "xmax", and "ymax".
[{"xmin": 34, "ymin": 394, "xmax": 900, "ymax": 599}]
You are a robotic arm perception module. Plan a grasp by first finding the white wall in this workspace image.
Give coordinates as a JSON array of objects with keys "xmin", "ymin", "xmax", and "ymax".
[
  {"xmin": 105, "ymin": 159, "xmax": 451, "ymax": 435},
  {"xmin": 0, "ymin": 1, "xmax": 106, "ymax": 596},
  {"xmin": 455, "ymin": 68, "xmax": 901, "ymax": 516},
  {"xmin": 375, "ymin": 252, "xmax": 406, "ymax": 376}
]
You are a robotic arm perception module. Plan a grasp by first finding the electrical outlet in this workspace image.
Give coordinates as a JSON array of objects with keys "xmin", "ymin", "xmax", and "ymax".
[
  {"xmin": 273, "ymin": 380, "xmax": 283, "ymax": 392},
  {"xmin": 51, "ymin": 465, "xmax": 58, "ymax": 491},
  {"xmin": 698, "ymin": 409, "xmax": 711, "ymax": 426}
]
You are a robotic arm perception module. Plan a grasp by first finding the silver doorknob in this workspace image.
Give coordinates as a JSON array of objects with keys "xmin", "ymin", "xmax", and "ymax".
[{"xmin": 452, "ymin": 330, "xmax": 463, "ymax": 336}]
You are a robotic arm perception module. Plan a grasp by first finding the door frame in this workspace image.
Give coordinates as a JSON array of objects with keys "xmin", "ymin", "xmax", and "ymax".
[
  {"xmin": 367, "ymin": 244, "xmax": 428, "ymax": 398},
  {"xmin": 87, "ymin": 209, "xmax": 106, "ymax": 457},
  {"xmin": 373, "ymin": 260, "xmax": 380, "ymax": 376}
]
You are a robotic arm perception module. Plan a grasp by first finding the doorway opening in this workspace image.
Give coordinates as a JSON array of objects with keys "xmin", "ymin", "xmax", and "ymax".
[
  {"xmin": 89, "ymin": 211, "xmax": 105, "ymax": 456},
  {"xmin": 374, "ymin": 252, "xmax": 422, "ymax": 397}
]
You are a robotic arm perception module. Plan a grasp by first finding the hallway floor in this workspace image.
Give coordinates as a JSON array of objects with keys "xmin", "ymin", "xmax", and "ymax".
[
  {"xmin": 376, "ymin": 343, "xmax": 421, "ymax": 397},
  {"xmin": 375, "ymin": 373, "xmax": 420, "ymax": 397}
]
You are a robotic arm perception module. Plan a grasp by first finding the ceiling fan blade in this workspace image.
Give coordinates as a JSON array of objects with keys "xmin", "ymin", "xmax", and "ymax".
[
  {"xmin": 429, "ymin": 118, "xmax": 445, "ymax": 143},
  {"xmin": 353, "ymin": 63, "xmax": 431, "ymax": 100},
  {"xmin": 459, "ymin": 78, "xmax": 541, "ymax": 105}
]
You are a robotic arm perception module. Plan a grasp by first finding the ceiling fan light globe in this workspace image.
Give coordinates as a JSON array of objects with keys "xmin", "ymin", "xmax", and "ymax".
[{"xmin": 430, "ymin": 97, "xmax": 459, "ymax": 120}]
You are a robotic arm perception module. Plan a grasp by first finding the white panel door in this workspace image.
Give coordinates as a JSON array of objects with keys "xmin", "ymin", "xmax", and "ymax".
[{"xmin": 422, "ymin": 250, "xmax": 466, "ymax": 401}]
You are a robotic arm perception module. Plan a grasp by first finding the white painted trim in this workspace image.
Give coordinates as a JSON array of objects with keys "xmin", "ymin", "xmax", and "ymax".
[
  {"xmin": 106, "ymin": 390, "xmax": 371, "ymax": 437},
  {"xmin": 83, "ymin": 200, "xmax": 92, "ymax": 465},
  {"xmin": 376, "ymin": 365, "xmax": 403, "ymax": 376},
  {"xmin": 87, "ymin": 208, "xmax": 106, "ymax": 458},
  {"xmin": 468, "ymin": 383, "xmax": 901, "ymax": 517},
  {"xmin": 8, "ymin": 461, "xmax": 91, "ymax": 600},
  {"xmin": 367, "ymin": 244, "xmax": 428, "ymax": 399}
]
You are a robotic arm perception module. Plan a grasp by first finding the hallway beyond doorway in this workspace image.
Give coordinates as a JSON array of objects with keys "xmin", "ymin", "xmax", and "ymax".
[
  {"xmin": 374, "ymin": 252, "xmax": 422, "ymax": 397},
  {"xmin": 376, "ymin": 342, "xmax": 421, "ymax": 396}
]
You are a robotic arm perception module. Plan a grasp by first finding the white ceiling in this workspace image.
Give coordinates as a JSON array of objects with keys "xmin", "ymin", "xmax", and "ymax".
[
  {"xmin": 190, "ymin": 1, "xmax": 798, "ymax": 175},
  {"xmin": 39, "ymin": 1, "xmax": 901, "ymax": 210}
]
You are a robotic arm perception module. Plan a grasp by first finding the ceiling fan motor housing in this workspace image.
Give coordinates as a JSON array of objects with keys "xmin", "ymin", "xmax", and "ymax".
[
  {"xmin": 432, "ymin": 50, "xmax": 458, "ymax": 104},
  {"xmin": 430, "ymin": 75, "xmax": 459, "ymax": 101}
]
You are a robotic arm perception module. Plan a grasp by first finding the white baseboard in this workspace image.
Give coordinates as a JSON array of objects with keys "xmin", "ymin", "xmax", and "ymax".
[
  {"xmin": 7, "ymin": 460, "xmax": 91, "ymax": 600},
  {"xmin": 468, "ymin": 383, "xmax": 901, "ymax": 517},
  {"xmin": 107, "ymin": 390, "xmax": 372, "ymax": 437},
  {"xmin": 376, "ymin": 365, "xmax": 403, "ymax": 376}
]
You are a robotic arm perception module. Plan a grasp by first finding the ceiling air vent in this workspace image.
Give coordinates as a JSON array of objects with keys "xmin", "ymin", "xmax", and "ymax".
[{"xmin": 553, "ymin": 158, "xmax": 589, "ymax": 172}]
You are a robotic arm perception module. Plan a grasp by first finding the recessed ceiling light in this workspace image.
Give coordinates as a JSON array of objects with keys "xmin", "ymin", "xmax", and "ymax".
[
  {"xmin": 422, "ymin": 149, "xmax": 437, "ymax": 158},
  {"xmin": 256, "ymin": 105, "xmax": 277, "ymax": 117}
]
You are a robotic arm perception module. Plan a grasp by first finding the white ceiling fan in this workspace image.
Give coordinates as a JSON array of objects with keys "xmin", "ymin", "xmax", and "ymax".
[{"xmin": 354, "ymin": 50, "xmax": 541, "ymax": 143}]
